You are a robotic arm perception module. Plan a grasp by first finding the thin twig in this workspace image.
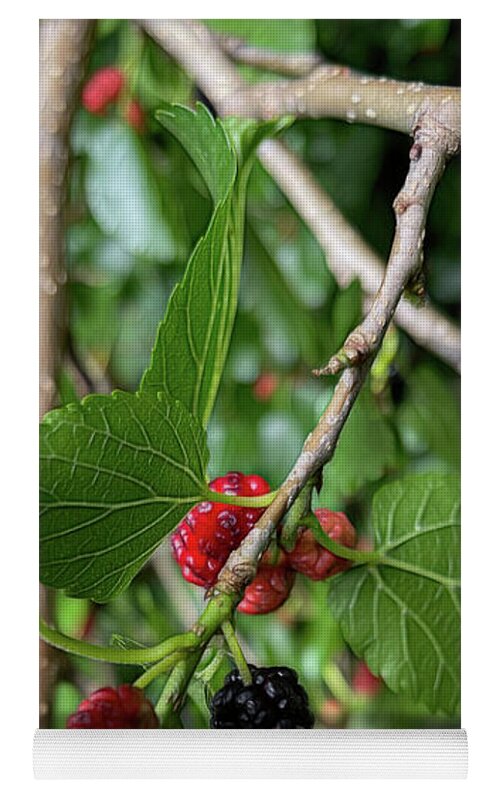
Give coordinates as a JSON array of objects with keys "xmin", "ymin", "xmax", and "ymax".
[
  {"xmin": 315, "ymin": 125, "xmax": 451, "ymax": 376},
  {"xmin": 216, "ymin": 116, "xmax": 453, "ymax": 593},
  {"xmin": 217, "ymin": 364, "xmax": 369, "ymax": 592},
  {"xmin": 141, "ymin": 19, "xmax": 460, "ymax": 373},
  {"xmin": 215, "ymin": 33, "xmax": 323, "ymax": 77}
]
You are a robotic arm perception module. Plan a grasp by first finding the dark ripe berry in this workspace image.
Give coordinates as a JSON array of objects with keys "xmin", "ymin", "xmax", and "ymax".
[
  {"xmin": 171, "ymin": 472, "xmax": 270, "ymax": 588},
  {"xmin": 66, "ymin": 685, "xmax": 158, "ymax": 729},
  {"xmin": 287, "ymin": 509, "xmax": 357, "ymax": 581},
  {"xmin": 210, "ymin": 665, "xmax": 314, "ymax": 729},
  {"xmin": 237, "ymin": 564, "xmax": 295, "ymax": 615},
  {"xmin": 352, "ymin": 661, "xmax": 381, "ymax": 696},
  {"xmin": 82, "ymin": 66, "xmax": 125, "ymax": 114}
]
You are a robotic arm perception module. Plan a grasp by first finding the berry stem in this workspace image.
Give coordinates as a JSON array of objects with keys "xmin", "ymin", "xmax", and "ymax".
[
  {"xmin": 221, "ymin": 620, "xmax": 253, "ymax": 686},
  {"xmin": 133, "ymin": 650, "xmax": 186, "ymax": 689},
  {"xmin": 156, "ymin": 649, "xmax": 204, "ymax": 726}
]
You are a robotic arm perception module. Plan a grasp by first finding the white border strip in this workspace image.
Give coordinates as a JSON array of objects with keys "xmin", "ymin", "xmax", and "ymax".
[{"xmin": 34, "ymin": 728, "xmax": 467, "ymax": 779}]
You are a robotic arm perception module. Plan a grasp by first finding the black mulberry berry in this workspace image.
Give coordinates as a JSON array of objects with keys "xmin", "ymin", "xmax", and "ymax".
[{"xmin": 210, "ymin": 665, "xmax": 314, "ymax": 729}]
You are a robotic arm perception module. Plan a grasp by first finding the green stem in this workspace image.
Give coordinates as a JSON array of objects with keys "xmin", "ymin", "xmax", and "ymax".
[
  {"xmin": 39, "ymin": 617, "xmax": 198, "ymax": 665},
  {"xmin": 154, "ymin": 593, "xmax": 240, "ymax": 724},
  {"xmin": 155, "ymin": 661, "xmax": 188, "ymax": 724},
  {"xmin": 202, "ymin": 488, "xmax": 277, "ymax": 508},
  {"xmin": 191, "ymin": 590, "xmax": 239, "ymax": 640},
  {"xmin": 157, "ymin": 649, "xmax": 204, "ymax": 726},
  {"xmin": 221, "ymin": 620, "xmax": 252, "ymax": 685},
  {"xmin": 133, "ymin": 650, "xmax": 185, "ymax": 689},
  {"xmin": 280, "ymin": 479, "xmax": 315, "ymax": 552}
]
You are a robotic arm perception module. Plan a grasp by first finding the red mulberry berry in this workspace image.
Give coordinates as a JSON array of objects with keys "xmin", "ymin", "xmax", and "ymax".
[
  {"xmin": 82, "ymin": 66, "xmax": 124, "ymax": 114},
  {"xmin": 67, "ymin": 685, "xmax": 158, "ymax": 729},
  {"xmin": 171, "ymin": 472, "xmax": 270, "ymax": 588},
  {"xmin": 253, "ymin": 372, "xmax": 279, "ymax": 402}
]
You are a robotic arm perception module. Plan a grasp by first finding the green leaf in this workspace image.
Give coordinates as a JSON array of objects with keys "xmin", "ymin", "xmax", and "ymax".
[
  {"xmin": 244, "ymin": 227, "xmax": 327, "ymax": 367},
  {"xmin": 72, "ymin": 115, "xmax": 186, "ymax": 261},
  {"xmin": 330, "ymin": 473, "xmax": 460, "ymax": 715},
  {"xmin": 155, "ymin": 104, "xmax": 236, "ymax": 205},
  {"xmin": 397, "ymin": 364, "xmax": 460, "ymax": 468},
  {"xmin": 319, "ymin": 388, "xmax": 401, "ymax": 501},
  {"xmin": 40, "ymin": 391, "xmax": 208, "ymax": 602},
  {"xmin": 140, "ymin": 104, "xmax": 288, "ymax": 427}
]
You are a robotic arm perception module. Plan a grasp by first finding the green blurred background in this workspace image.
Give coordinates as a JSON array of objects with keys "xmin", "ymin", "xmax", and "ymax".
[{"xmin": 53, "ymin": 19, "xmax": 460, "ymax": 728}]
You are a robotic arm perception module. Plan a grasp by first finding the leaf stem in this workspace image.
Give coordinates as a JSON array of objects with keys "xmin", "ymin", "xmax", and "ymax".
[
  {"xmin": 304, "ymin": 515, "xmax": 460, "ymax": 588},
  {"xmin": 221, "ymin": 620, "xmax": 252, "ymax": 685},
  {"xmin": 155, "ymin": 660, "xmax": 188, "ymax": 725},
  {"xmin": 39, "ymin": 617, "xmax": 198, "ymax": 665},
  {"xmin": 202, "ymin": 488, "xmax": 278, "ymax": 508},
  {"xmin": 156, "ymin": 649, "xmax": 205, "ymax": 726},
  {"xmin": 303, "ymin": 514, "xmax": 379, "ymax": 564}
]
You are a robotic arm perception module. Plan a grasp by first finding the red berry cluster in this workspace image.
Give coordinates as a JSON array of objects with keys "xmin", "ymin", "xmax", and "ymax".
[
  {"xmin": 81, "ymin": 66, "xmax": 145, "ymax": 132},
  {"xmin": 171, "ymin": 472, "xmax": 357, "ymax": 616},
  {"xmin": 171, "ymin": 472, "xmax": 270, "ymax": 588},
  {"xmin": 67, "ymin": 684, "xmax": 158, "ymax": 729}
]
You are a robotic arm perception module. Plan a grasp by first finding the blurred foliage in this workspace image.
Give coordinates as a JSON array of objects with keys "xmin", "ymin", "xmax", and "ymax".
[{"xmin": 57, "ymin": 19, "xmax": 460, "ymax": 728}]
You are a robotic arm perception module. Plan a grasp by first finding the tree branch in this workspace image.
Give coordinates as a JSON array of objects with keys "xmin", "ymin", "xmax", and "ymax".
[
  {"xmin": 141, "ymin": 19, "xmax": 460, "ymax": 372},
  {"xmin": 221, "ymin": 64, "xmax": 461, "ymax": 144},
  {"xmin": 315, "ymin": 123, "xmax": 452, "ymax": 375},
  {"xmin": 39, "ymin": 17, "xmax": 93, "ymax": 728}
]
